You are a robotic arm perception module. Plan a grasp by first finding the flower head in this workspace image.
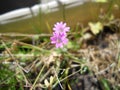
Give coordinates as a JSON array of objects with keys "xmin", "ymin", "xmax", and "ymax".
[
  {"xmin": 50, "ymin": 21, "xmax": 70, "ymax": 48},
  {"xmin": 50, "ymin": 32, "xmax": 68, "ymax": 48},
  {"xmin": 53, "ymin": 21, "xmax": 70, "ymax": 34}
]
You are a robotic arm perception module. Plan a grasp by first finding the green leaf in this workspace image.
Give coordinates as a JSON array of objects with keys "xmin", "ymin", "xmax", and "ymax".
[
  {"xmin": 108, "ymin": 14, "xmax": 114, "ymax": 21},
  {"xmin": 67, "ymin": 41, "xmax": 79, "ymax": 49},
  {"xmin": 80, "ymin": 66, "xmax": 89, "ymax": 74},
  {"xmin": 88, "ymin": 22, "xmax": 103, "ymax": 35},
  {"xmin": 100, "ymin": 78, "xmax": 111, "ymax": 90},
  {"xmin": 32, "ymin": 35, "xmax": 39, "ymax": 41}
]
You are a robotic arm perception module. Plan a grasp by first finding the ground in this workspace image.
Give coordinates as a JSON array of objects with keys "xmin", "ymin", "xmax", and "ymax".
[{"xmin": 0, "ymin": 19, "xmax": 120, "ymax": 90}]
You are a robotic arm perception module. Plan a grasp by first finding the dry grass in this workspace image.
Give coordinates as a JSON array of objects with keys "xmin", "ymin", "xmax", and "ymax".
[{"xmin": 0, "ymin": 19, "xmax": 120, "ymax": 89}]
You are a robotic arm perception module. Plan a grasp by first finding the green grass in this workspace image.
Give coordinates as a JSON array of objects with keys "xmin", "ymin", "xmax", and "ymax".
[
  {"xmin": 0, "ymin": 0, "xmax": 120, "ymax": 89},
  {"xmin": 0, "ymin": 18, "xmax": 120, "ymax": 89}
]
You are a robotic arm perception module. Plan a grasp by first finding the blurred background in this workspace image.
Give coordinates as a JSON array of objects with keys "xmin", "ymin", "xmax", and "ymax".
[{"xmin": 0, "ymin": 0, "xmax": 120, "ymax": 34}]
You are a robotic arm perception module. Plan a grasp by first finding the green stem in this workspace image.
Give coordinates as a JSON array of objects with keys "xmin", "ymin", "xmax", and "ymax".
[
  {"xmin": 62, "ymin": 4, "xmax": 66, "ymax": 22},
  {"xmin": 30, "ymin": 65, "xmax": 45, "ymax": 90},
  {"xmin": 103, "ymin": 0, "xmax": 114, "ymax": 21}
]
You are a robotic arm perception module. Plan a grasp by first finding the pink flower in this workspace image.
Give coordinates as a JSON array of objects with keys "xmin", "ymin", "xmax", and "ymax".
[
  {"xmin": 50, "ymin": 32, "xmax": 68, "ymax": 48},
  {"xmin": 50, "ymin": 22, "xmax": 70, "ymax": 48},
  {"xmin": 53, "ymin": 22, "xmax": 70, "ymax": 34}
]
